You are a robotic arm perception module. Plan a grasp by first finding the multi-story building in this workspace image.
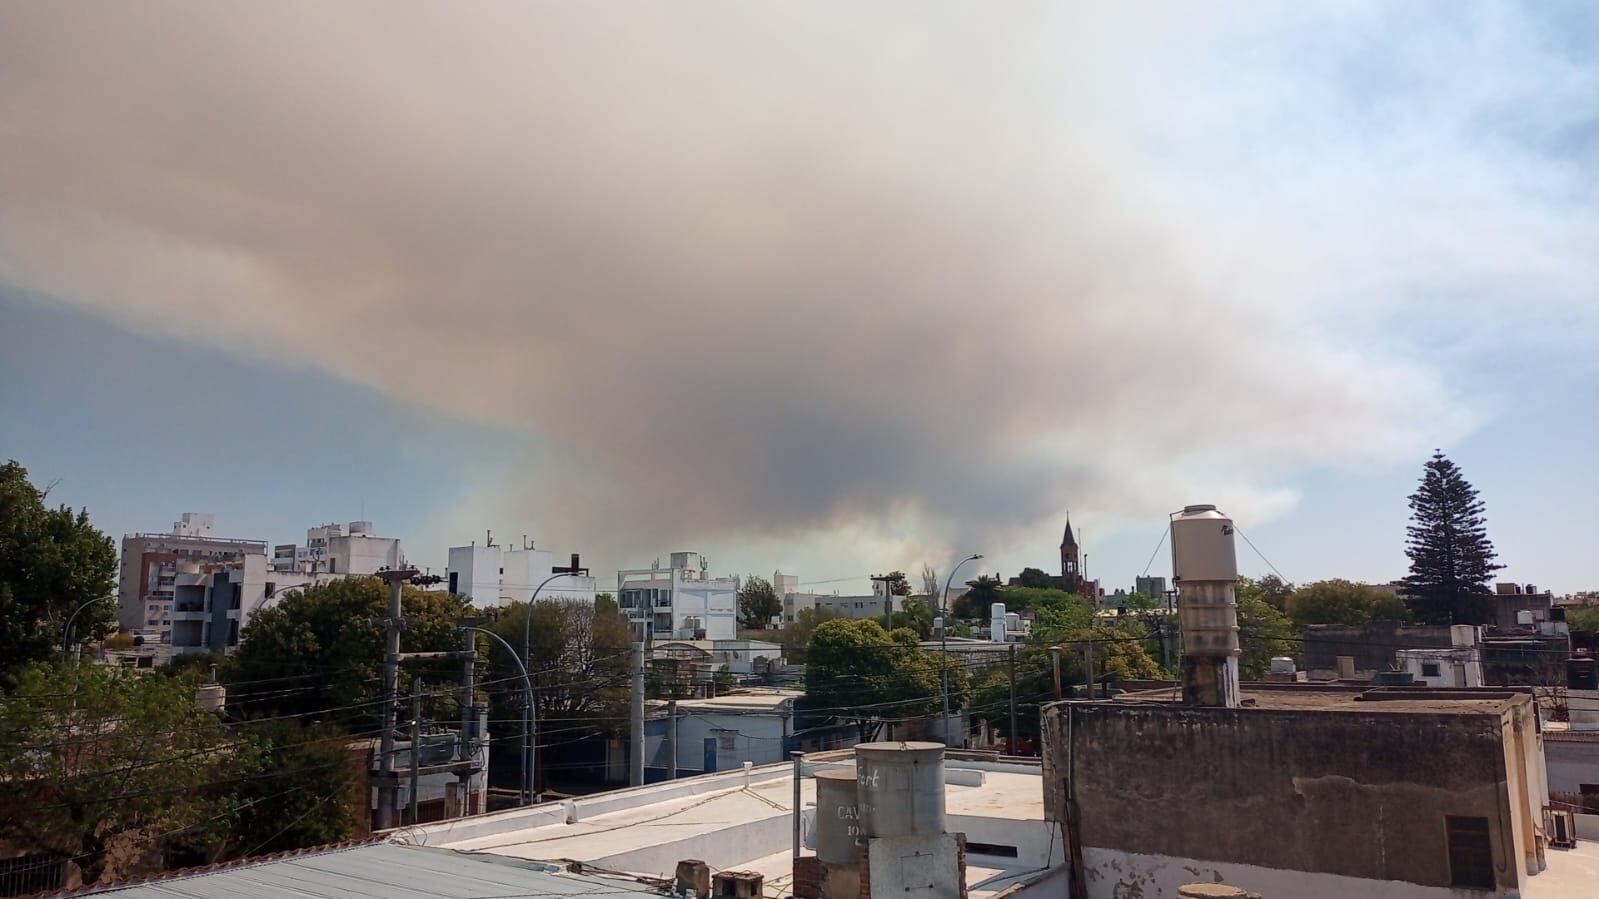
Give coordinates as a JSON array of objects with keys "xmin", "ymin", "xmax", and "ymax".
[
  {"xmin": 117, "ymin": 513, "xmax": 267, "ymax": 637},
  {"xmin": 271, "ymin": 520, "xmax": 401, "ymax": 577},
  {"xmin": 445, "ymin": 541, "xmax": 594, "ymax": 608},
  {"xmin": 617, "ymin": 552, "xmax": 738, "ymax": 640},
  {"xmin": 782, "ymin": 591, "xmax": 901, "ymax": 624},
  {"xmin": 1134, "ymin": 575, "xmax": 1167, "ymax": 598}
]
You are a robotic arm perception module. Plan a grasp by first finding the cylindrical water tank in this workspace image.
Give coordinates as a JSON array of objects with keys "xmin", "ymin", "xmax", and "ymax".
[
  {"xmin": 1268, "ymin": 656, "xmax": 1296, "ymax": 675},
  {"xmin": 1170, "ymin": 505, "xmax": 1239, "ymax": 583},
  {"xmin": 855, "ymin": 742, "xmax": 945, "ymax": 838},
  {"xmin": 989, "ymin": 603, "xmax": 1006, "ymax": 620},
  {"xmin": 814, "ymin": 769, "xmax": 861, "ymax": 866},
  {"xmin": 1516, "ymin": 609, "xmax": 1535, "ymax": 626}
]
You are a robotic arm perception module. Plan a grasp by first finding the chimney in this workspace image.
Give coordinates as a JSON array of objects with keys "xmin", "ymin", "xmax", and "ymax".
[
  {"xmin": 712, "ymin": 871, "xmax": 764, "ymax": 899},
  {"xmin": 571, "ymin": 552, "xmax": 581, "ymax": 573},
  {"xmin": 1170, "ymin": 505, "xmax": 1242, "ymax": 707},
  {"xmin": 676, "ymin": 860, "xmax": 711, "ymax": 898}
]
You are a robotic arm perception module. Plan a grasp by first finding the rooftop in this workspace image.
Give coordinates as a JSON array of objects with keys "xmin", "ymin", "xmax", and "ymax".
[
  {"xmin": 48, "ymin": 841, "xmax": 666, "ymax": 899},
  {"xmin": 1110, "ymin": 683, "xmax": 1530, "ymax": 715},
  {"xmin": 408, "ymin": 751, "xmax": 1056, "ymax": 899},
  {"xmin": 645, "ymin": 689, "xmax": 800, "ymax": 713}
]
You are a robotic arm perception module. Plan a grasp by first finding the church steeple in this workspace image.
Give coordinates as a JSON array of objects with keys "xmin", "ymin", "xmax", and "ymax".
[{"xmin": 1060, "ymin": 515, "xmax": 1080, "ymax": 579}]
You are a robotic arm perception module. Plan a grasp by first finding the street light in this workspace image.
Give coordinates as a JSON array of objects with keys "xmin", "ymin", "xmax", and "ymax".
[
  {"xmin": 940, "ymin": 553, "xmax": 983, "ymax": 746},
  {"xmin": 459, "ymin": 625, "xmax": 537, "ymax": 806},
  {"xmin": 62, "ymin": 595, "xmax": 115, "ymax": 660},
  {"xmin": 521, "ymin": 569, "xmax": 579, "ymax": 804}
]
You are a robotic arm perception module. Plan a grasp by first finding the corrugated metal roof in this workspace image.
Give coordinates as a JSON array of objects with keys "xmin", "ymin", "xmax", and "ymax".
[{"xmin": 59, "ymin": 842, "xmax": 668, "ymax": 899}]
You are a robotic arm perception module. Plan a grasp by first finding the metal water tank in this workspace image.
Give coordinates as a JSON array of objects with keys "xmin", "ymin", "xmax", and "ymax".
[
  {"xmin": 1268, "ymin": 656, "xmax": 1296, "ymax": 676},
  {"xmin": 814, "ymin": 769, "xmax": 861, "ymax": 866},
  {"xmin": 855, "ymin": 742, "xmax": 945, "ymax": 838}
]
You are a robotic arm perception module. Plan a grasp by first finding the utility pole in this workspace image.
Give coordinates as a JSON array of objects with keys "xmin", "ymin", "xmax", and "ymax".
[
  {"xmin": 666, "ymin": 699, "xmax": 678, "ymax": 781},
  {"xmin": 410, "ymin": 679, "xmax": 423, "ymax": 825},
  {"xmin": 459, "ymin": 626, "xmax": 477, "ymax": 818},
  {"xmin": 1050, "ymin": 645, "xmax": 1063, "ymax": 701},
  {"xmin": 630, "ymin": 641, "xmax": 645, "ymax": 786},
  {"xmin": 373, "ymin": 565, "xmax": 417, "ymax": 831},
  {"xmin": 1007, "ymin": 643, "xmax": 1019, "ymax": 755}
]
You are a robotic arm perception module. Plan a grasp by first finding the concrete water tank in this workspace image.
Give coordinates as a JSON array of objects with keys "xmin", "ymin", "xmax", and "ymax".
[
  {"xmin": 814, "ymin": 769, "xmax": 861, "ymax": 866},
  {"xmin": 855, "ymin": 742, "xmax": 945, "ymax": 838}
]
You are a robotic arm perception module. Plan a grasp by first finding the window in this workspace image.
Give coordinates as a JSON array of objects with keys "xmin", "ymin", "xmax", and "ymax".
[
  {"xmin": 964, "ymin": 842, "xmax": 1019, "ymax": 858},
  {"xmin": 228, "ymin": 620, "xmax": 239, "ymax": 645},
  {"xmin": 1445, "ymin": 816, "xmax": 1494, "ymax": 890},
  {"xmin": 1422, "ymin": 662, "xmax": 1441, "ymax": 678},
  {"xmin": 265, "ymin": 582, "xmax": 276, "ymax": 599},
  {"xmin": 448, "ymin": 572, "xmax": 459, "ymax": 595}
]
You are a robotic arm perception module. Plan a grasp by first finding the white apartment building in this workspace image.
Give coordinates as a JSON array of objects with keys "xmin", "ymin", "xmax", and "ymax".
[
  {"xmin": 272, "ymin": 520, "xmax": 401, "ymax": 577},
  {"xmin": 618, "ymin": 552, "xmax": 738, "ymax": 640},
  {"xmin": 445, "ymin": 542, "xmax": 596, "ymax": 608},
  {"xmin": 781, "ymin": 590, "xmax": 901, "ymax": 624},
  {"xmin": 117, "ymin": 513, "xmax": 268, "ymax": 636}
]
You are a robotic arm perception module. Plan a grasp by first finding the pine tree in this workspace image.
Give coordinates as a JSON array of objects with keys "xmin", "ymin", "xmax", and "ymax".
[{"xmin": 1402, "ymin": 451, "xmax": 1502, "ymax": 625}]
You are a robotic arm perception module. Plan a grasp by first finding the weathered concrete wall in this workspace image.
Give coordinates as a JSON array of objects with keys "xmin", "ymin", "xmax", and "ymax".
[
  {"xmin": 1546, "ymin": 738, "xmax": 1599, "ymax": 793},
  {"xmin": 1079, "ymin": 847, "xmax": 1505, "ymax": 899},
  {"xmin": 1042, "ymin": 701, "xmax": 1519, "ymax": 892},
  {"xmin": 1302, "ymin": 622, "xmax": 1453, "ymax": 671}
]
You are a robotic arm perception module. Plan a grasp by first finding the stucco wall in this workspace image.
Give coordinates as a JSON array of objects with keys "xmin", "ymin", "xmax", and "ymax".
[
  {"xmin": 1042, "ymin": 701, "xmax": 1522, "ymax": 892},
  {"xmin": 1545, "ymin": 739, "xmax": 1599, "ymax": 794}
]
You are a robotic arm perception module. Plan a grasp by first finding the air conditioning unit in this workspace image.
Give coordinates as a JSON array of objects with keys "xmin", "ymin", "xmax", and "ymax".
[{"xmin": 1547, "ymin": 807, "xmax": 1577, "ymax": 849}]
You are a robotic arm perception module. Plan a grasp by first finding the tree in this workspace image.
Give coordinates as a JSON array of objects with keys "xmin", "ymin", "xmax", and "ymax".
[
  {"xmin": 227, "ymin": 577, "xmax": 474, "ymax": 725},
  {"xmin": 890, "ymin": 596, "xmax": 935, "ymax": 639},
  {"xmin": 953, "ymin": 575, "xmax": 1002, "ymax": 618},
  {"xmin": 781, "ymin": 606, "xmax": 840, "ymax": 664},
  {"xmin": 0, "ymin": 461, "xmax": 118, "ymax": 682},
  {"xmin": 1235, "ymin": 590, "xmax": 1297, "ymax": 679},
  {"xmin": 1286, "ymin": 579, "xmax": 1411, "ymax": 628},
  {"xmin": 737, "ymin": 575, "xmax": 781, "ymax": 629},
  {"xmin": 1402, "ymin": 451, "xmax": 1502, "ymax": 625},
  {"xmin": 0, "ymin": 663, "xmax": 238, "ymax": 883},
  {"xmin": 876, "ymin": 571, "xmax": 913, "ymax": 596},
  {"xmin": 1015, "ymin": 567, "xmax": 1054, "ymax": 589},
  {"xmin": 1256, "ymin": 574, "xmax": 1296, "ymax": 612},
  {"xmin": 1567, "ymin": 606, "xmax": 1599, "ymax": 633},
  {"xmin": 920, "ymin": 564, "xmax": 940, "ymax": 600},
  {"xmin": 802, "ymin": 618, "xmax": 966, "ymax": 740}
]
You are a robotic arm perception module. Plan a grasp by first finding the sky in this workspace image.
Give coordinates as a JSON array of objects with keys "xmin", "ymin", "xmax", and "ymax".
[{"xmin": 1, "ymin": 2, "xmax": 1596, "ymax": 595}]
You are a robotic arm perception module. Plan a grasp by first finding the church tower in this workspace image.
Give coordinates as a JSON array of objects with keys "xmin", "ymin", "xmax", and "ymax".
[{"xmin": 1060, "ymin": 516, "xmax": 1081, "ymax": 581}]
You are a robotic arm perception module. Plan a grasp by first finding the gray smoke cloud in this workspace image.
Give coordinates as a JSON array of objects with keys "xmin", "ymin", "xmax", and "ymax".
[{"xmin": 1, "ymin": 3, "xmax": 1594, "ymax": 576}]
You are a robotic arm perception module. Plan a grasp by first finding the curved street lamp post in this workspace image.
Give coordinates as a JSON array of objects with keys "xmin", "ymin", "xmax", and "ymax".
[
  {"xmin": 940, "ymin": 553, "xmax": 983, "ymax": 746},
  {"xmin": 458, "ymin": 625, "xmax": 537, "ymax": 807}
]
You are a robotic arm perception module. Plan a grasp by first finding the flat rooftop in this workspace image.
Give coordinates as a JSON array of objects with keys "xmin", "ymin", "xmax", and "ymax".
[
  {"xmin": 407, "ymin": 753, "xmax": 1056, "ymax": 899},
  {"xmin": 645, "ymin": 690, "xmax": 801, "ymax": 712},
  {"xmin": 1110, "ymin": 684, "xmax": 1528, "ymax": 715}
]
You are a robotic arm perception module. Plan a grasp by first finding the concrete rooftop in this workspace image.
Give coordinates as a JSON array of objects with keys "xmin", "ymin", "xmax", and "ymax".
[
  {"xmin": 1113, "ymin": 684, "xmax": 1529, "ymax": 715},
  {"xmin": 407, "ymin": 753, "xmax": 1057, "ymax": 899}
]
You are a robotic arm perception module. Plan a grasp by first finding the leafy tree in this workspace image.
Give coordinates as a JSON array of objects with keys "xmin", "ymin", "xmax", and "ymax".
[
  {"xmin": 737, "ymin": 575, "xmax": 781, "ymax": 629},
  {"xmin": 0, "ymin": 663, "xmax": 237, "ymax": 883},
  {"xmin": 1015, "ymin": 567, "xmax": 1054, "ymax": 589},
  {"xmin": 1567, "ymin": 606, "xmax": 1599, "ymax": 633},
  {"xmin": 890, "ymin": 596, "xmax": 935, "ymax": 639},
  {"xmin": 1123, "ymin": 591, "xmax": 1159, "ymax": 613},
  {"xmin": 876, "ymin": 571, "xmax": 913, "ymax": 596},
  {"xmin": 1286, "ymin": 579, "xmax": 1411, "ymax": 628},
  {"xmin": 802, "ymin": 619, "xmax": 966, "ymax": 740},
  {"xmin": 1002, "ymin": 586, "xmax": 1086, "ymax": 615},
  {"xmin": 953, "ymin": 575, "xmax": 1003, "ymax": 618},
  {"xmin": 486, "ymin": 598, "xmax": 632, "ymax": 790},
  {"xmin": 1256, "ymin": 574, "xmax": 1296, "ymax": 612},
  {"xmin": 1402, "ymin": 451, "xmax": 1502, "ymax": 625},
  {"xmin": 0, "ymin": 461, "xmax": 118, "ymax": 682},
  {"xmin": 227, "ymin": 577, "xmax": 474, "ymax": 725},
  {"xmin": 166, "ymin": 720, "xmax": 363, "ymax": 867},
  {"xmin": 780, "ymin": 607, "xmax": 838, "ymax": 664},
  {"xmin": 1235, "ymin": 590, "xmax": 1297, "ymax": 679}
]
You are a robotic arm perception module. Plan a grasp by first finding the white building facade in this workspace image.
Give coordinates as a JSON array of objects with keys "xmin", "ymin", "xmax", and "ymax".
[
  {"xmin": 618, "ymin": 552, "xmax": 738, "ymax": 640},
  {"xmin": 272, "ymin": 520, "xmax": 401, "ymax": 577},
  {"xmin": 445, "ymin": 542, "xmax": 596, "ymax": 608}
]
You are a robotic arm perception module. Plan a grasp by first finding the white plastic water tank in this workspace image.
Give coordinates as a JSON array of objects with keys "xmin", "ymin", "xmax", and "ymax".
[
  {"xmin": 195, "ymin": 682, "xmax": 225, "ymax": 714},
  {"xmin": 990, "ymin": 603, "xmax": 1007, "ymax": 644},
  {"xmin": 1516, "ymin": 609, "xmax": 1535, "ymax": 626},
  {"xmin": 348, "ymin": 520, "xmax": 373, "ymax": 535},
  {"xmin": 1269, "ymin": 656, "xmax": 1296, "ymax": 675},
  {"xmin": 1170, "ymin": 505, "xmax": 1238, "ymax": 583}
]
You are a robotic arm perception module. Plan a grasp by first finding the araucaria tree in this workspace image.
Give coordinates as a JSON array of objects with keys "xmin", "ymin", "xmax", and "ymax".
[{"xmin": 1402, "ymin": 451, "xmax": 1501, "ymax": 625}]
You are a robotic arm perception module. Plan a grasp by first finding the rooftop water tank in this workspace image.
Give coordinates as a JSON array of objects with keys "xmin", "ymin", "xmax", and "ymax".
[
  {"xmin": 855, "ymin": 742, "xmax": 945, "ymax": 839},
  {"xmin": 813, "ymin": 769, "xmax": 861, "ymax": 867},
  {"xmin": 1170, "ymin": 505, "xmax": 1238, "ymax": 583},
  {"xmin": 348, "ymin": 520, "xmax": 373, "ymax": 535},
  {"xmin": 1268, "ymin": 656, "xmax": 1296, "ymax": 676},
  {"xmin": 1517, "ymin": 609, "xmax": 1535, "ymax": 626},
  {"xmin": 195, "ymin": 681, "xmax": 225, "ymax": 714}
]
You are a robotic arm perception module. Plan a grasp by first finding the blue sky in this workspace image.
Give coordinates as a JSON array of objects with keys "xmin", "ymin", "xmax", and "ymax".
[{"xmin": 1, "ymin": 3, "xmax": 1596, "ymax": 594}]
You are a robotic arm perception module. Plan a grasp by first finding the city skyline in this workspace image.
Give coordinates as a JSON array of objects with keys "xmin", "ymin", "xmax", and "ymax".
[{"xmin": 2, "ymin": 3, "xmax": 1596, "ymax": 594}]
